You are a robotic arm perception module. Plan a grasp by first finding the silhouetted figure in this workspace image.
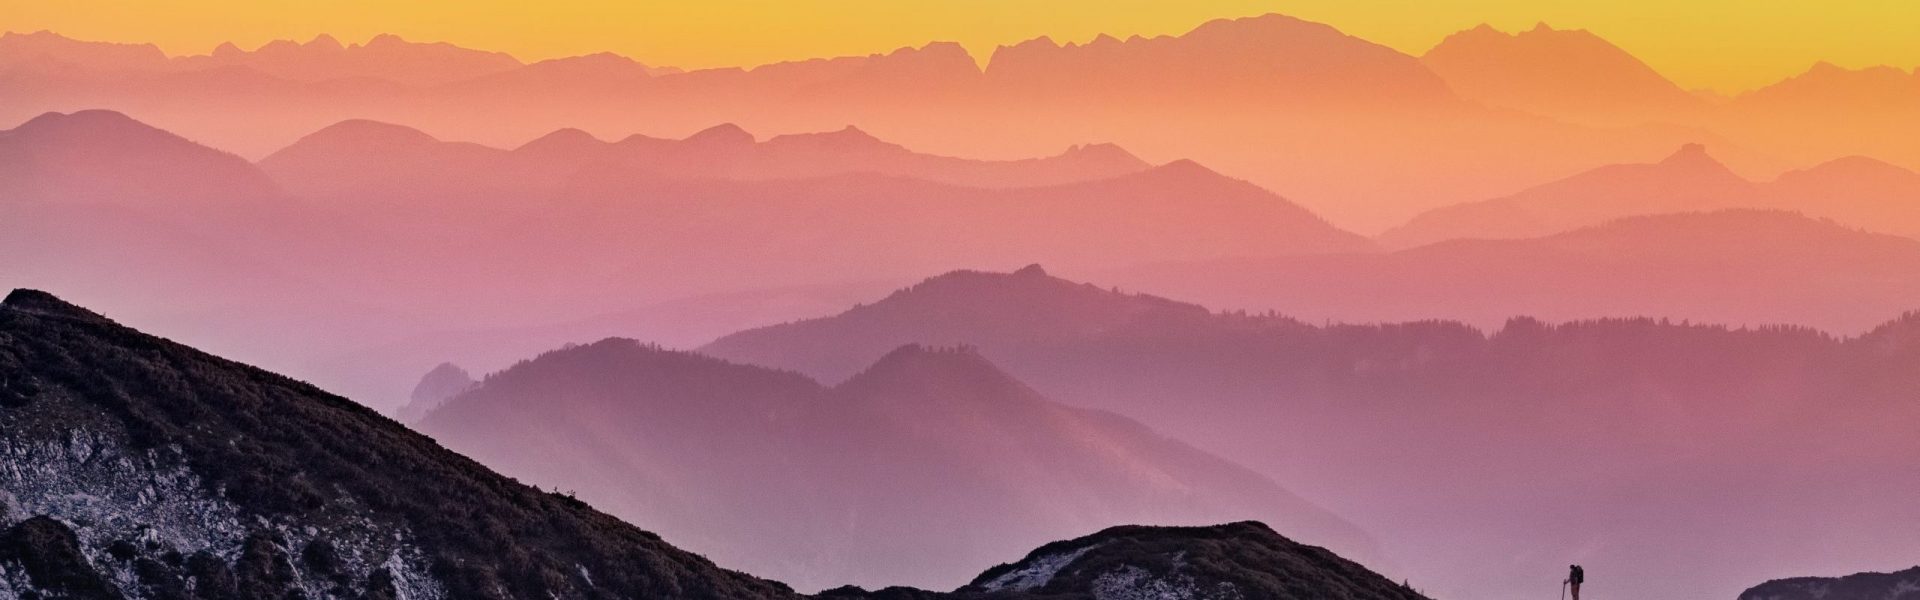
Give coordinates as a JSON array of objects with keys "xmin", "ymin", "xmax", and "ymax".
[{"xmin": 1566, "ymin": 564, "xmax": 1585, "ymax": 600}]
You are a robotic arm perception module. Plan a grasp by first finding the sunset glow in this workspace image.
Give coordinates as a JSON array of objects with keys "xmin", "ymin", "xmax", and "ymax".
[{"xmin": 6, "ymin": 0, "xmax": 1918, "ymax": 92}]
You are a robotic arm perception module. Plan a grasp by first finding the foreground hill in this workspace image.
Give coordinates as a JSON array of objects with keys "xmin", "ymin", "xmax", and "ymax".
[
  {"xmin": 0, "ymin": 289, "xmax": 1418, "ymax": 600},
  {"xmin": 947, "ymin": 522, "xmax": 1427, "ymax": 600},
  {"xmin": 705, "ymin": 264, "xmax": 1920, "ymax": 600},
  {"xmin": 1738, "ymin": 566, "xmax": 1920, "ymax": 600},
  {"xmin": 417, "ymin": 339, "xmax": 1370, "ymax": 592}
]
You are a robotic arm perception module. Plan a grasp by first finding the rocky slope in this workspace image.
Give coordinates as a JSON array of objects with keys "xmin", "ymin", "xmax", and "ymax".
[{"xmin": 0, "ymin": 289, "xmax": 793, "ymax": 600}]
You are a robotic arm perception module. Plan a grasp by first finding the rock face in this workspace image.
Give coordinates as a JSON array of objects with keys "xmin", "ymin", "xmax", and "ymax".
[
  {"xmin": 956, "ymin": 522, "xmax": 1432, "ymax": 600},
  {"xmin": 0, "ymin": 288, "xmax": 793, "ymax": 600},
  {"xmin": 1739, "ymin": 566, "xmax": 1920, "ymax": 600}
]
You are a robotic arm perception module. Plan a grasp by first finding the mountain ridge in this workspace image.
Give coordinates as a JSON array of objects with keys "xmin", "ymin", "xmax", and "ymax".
[{"xmin": 419, "ymin": 334, "xmax": 1374, "ymax": 592}]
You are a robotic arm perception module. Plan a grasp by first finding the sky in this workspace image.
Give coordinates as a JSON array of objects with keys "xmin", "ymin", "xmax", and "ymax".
[{"xmin": 3, "ymin": 0, "xmax": 1917, "ymax": 93}]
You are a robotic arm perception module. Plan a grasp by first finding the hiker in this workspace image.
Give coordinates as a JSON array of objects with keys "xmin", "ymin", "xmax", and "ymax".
[{"xmin": 1565, "ymin": 564, "xmax": 1585, "ymax": 600}]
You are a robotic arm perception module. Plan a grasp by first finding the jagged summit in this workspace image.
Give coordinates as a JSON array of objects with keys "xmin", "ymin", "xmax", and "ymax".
[{"xmin": 1057, "ymin": 142, "xmax": 1144, "ymax": 165}]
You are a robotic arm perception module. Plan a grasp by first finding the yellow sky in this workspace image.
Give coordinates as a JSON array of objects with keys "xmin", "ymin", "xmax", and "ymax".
[{"xmin": 4, "ymin": 0, "xmax": 1916, "ymax": 93}]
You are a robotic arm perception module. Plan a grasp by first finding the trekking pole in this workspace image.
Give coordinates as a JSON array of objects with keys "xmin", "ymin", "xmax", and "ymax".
[{"xmin": 1561, "ymin": 581, "xmax": 1567, "ymax": 600}]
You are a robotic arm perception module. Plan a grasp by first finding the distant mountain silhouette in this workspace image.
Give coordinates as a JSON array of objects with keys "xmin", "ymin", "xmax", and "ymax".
[
  {"xmin": 1739, "ymin": 566, "xmax": 1920, "ymax": 600},
  {"xmin": 1, "ymin": 109, "xmax": 280, "ymax": 207},
  {"xmin": 260, "ymin": 118, "xmax": 1150, "ymax": 208},
  {"xmin": 1422, "ymin": 23, "xmax": 1704, "ymax": 125},
  {"xmin": 1770, "ymin": 155, "xmax": 1920, "ymax": 238},
  {"xmin": 1134, "ymin": 210, "xmax": 1920, "ymax": 334},
  {"xmin": 0, "ymin": 30, "xmax": 169, "ymax": 73},
  {"xmin": 0, "ymin": 17, "xmax": 1755, "ymax": 228},
  {"xmin": 705, "ymin": 263, "xmax": 1920, "ymax": 599},
  {"xmin": 706, "ymin": 264, "xmax": 1214, "ymax": 383},
  {"xmin": 982, "ymin": 14, "xmax": 1453, "ymax": 107},
  {"xmin": 1737, "ymin": 62, "xmax": 1920, "ymax": 110},
  {"xmin": 502, "ymin": 157, "xmax": 1370, "ymax": 302},
  {"xmin": 418, "ymin": 339, "xmax": 1372, "ymax": 592},
  {"xmin": 173, "ymin": 33, "xmax": 522, "ymax": 85},
  {"xmin": 1383, "ymin": 144, "xmax": 1920, "ymax": 246},
  {"xmin": 1380, "ymin": 143, "xmax": 1757, "ymax": 247},
  {"xmin": 1717, "ymin": 62, "xmax": 1920, "ymax": 178},
  {"xmin": 394, "ymin": 362, "xmax": 474, "ymax": 422},
  {"xmin": 3, "ymin": 112, "xmax": 1358, "ymax": 407}
]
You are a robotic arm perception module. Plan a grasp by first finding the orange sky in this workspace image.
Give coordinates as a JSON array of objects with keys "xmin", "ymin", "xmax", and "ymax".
[{"xmin": 3, "ymin": 0, "xmax": 1917, "ymax": 93}]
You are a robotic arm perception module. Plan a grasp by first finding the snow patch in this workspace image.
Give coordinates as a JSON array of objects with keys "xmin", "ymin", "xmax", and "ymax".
[
  {"xmin": 1091, "ymin": 565, "xmax": 1244, "ymax": 600},
  {"xmin": 979, "ymin": 543, "xmax": 1101, "ymax": 592},
  {"xmin": 0, "ymin": 412, "xmax": 446, "ymax": 600}
]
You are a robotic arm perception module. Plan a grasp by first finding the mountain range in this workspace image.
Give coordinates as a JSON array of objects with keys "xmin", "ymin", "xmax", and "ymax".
[
  {"xmin": 1382, "ymin": 144, "xmax": 1920, "ymax": 247},
  {"xmin": 0, "ymin": 288, "xmax": 1421, "ymax": 600},
  {"xmin": 0, "ymin": 109, "xmax": 1362, "ymax": 405},
  {"xmin": 1139, "ymin": 209, "xmax": 1920, "ymax": 334},
  {"xmin": 415, "ymin": 339, "xmax": 1373, "ymax": 592},
  {"xmin": 1421, "ymin": 23, "xmax": 1707, "ymax": 126},
  {"xmin": 10, "ymin": 16, "xmax": 1879, "ymax": 230},
  {"xmin": 705, "ymin": 265, "xmax": 1920, "ymax": 600}
]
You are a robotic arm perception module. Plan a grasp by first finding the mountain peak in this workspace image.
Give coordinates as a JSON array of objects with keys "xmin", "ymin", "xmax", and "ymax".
[
  {"xmin": 397, "ymin": 362, "xmax": 477, "ymax": 422},
  {"xmin": 2, "ymin": 289, "xmax": 113, "ymax": 325},
  {"xmin": 764, "ymin": 125, "xmax": 899, "ymax": 153},
  {"xmin": 297, "ymin": 119, "xmax": 440, "ymax": 148},
  {"xmin": 308, "ymin": 33, "xmax": 343, "ymax": 51},
  {"xmin": 1190, "ymin": 13, "xmax": 1330, "ymax": 39},
  {"xmin": 841, "ymin": 343, "xmax": 1030, "ymax": 401},
  {"xmin": 1149, "ymin": 158, "xmax": 1223, "ymax": 179},
  {"xmin": 16, "ymin": 109, "xmax": 142, "ymax": 131},
  {"xmin": 515, "ymin": 127, "xmax": 605, "ymax": 153},
  {"xmin": 365, "ymin": 33, "xmax": 408, "ymax": 48},
  {"xmin": 1059, "ymin": 142, "xmax": 1145, "ymax": 165},
  {"xmin": 9, "ymin": 110, "xmax": 186, "ymax": 146},
  {"xmin": 684, "ymin": 122, "xmax": 755, "ymax": 146},
  {"xmin": 1013, "ymin": 263, "xmax": 1049, "ymax": 277},
  {"xmin": 1660, "ymin": 142, "xmax": 1723, "ymax": 169}
]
